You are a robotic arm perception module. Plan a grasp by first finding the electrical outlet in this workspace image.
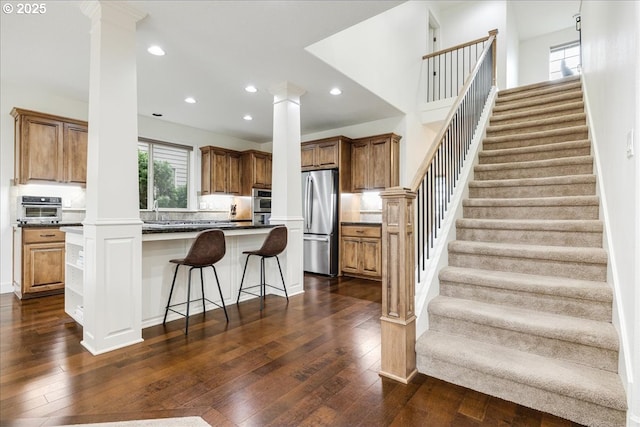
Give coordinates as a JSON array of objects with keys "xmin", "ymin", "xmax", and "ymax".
[{"xmin": 627, "ymin": 129, "xmax": 635, "ymax": 158}]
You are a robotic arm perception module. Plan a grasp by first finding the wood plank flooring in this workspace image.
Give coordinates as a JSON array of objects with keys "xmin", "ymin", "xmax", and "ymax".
[{"xmin": 0, "ymin": 274, "xmax": 584, "ymax": 427}]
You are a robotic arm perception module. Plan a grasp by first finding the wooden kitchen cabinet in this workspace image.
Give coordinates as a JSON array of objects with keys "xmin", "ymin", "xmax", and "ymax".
[
  {"xmin": 241, "ymin": 150, "xmax": 272, "ymax": 195},
  {"xmin": 11, "ymin": 108, "xmax": 88, "ymax": 185},
  {"xmin": 200, "ymin": 146, "xmax": 241, "ymax": 195},
  {"xmin": 351, "ymin": 133, "xmax": 401, "ymax": 192},
  {"xmin": 301, "ymin": 136, "xmax": 352, "ymax": 192},
  {"xmin": 340, "ymin": 224, "xmax": 382, "ymax": 280},
  {"xmin": 13, "ymin": 227, "xmax": 66, "ymax": 299}
]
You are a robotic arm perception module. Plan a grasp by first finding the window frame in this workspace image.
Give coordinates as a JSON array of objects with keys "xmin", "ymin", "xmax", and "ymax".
[
  {"xmin": 138, "ymin": 137, "xmax": 194, "ymax": 211},
  {"xmin": 549, "ymin": 40, "xmax": 581, "ymax": 81}
]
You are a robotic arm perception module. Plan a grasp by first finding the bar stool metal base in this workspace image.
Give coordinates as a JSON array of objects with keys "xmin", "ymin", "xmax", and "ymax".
[
  {"xmin": 163, "ymin": 264, "xmax": 229, "ymax": 334},
  {"xmin": 236, "ymin": 254, "xmax": 288, "ymax": 310}
]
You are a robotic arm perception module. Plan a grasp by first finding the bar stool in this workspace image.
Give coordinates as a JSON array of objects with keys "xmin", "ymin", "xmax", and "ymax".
[
  {"xmin": 163, "ymin": 229, "xmax": 229, "ymax": 334},
  {"xmin": 237, "ymin": 226, "xmax": 289, "ymax": 310}
]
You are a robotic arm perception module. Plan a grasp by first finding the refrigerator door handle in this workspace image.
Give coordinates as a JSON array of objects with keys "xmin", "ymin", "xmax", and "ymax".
[
  {"xmin": 303, "ymin": 235, "xmax": 330, "ymax": 242},
  {"xmin": 308, "ymin": 176, "xmax": 314, "ymax": 229}
]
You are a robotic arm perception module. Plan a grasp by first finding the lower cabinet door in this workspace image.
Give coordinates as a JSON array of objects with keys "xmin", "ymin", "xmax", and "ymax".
[
  {"xmin": 361, "ymin": 238, "xmax": 381, "ymax": 278},
  {"xmin": 23, "ymin": 243, "xmax": 65, "ymax": 295},
  {"xmin": 341, "ymin": 237, "xmax": 360, "ymax": 274}
]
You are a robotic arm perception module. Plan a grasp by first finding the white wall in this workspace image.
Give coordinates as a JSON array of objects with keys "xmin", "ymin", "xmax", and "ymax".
[
  {"xmin": 437, "ymin": 0, "xmax": 509, "ymax": 90},
  {"xmin": 519, "ymin": 27, "xmax": 578, "ymax": 86},
  {"xmin": 305, "ymin": 1, "xmax": 438, "ymax": 188},
  {"xmin": 505, "ymin": 1, "xmax": 520, "ymax": 88},
  {"xmin": 0, "ymin": 80, "xmax": 262, "ymax": 295},
  {"xmin": 580, "ymin": 1, "xmax": 639, "ymax": 425}
]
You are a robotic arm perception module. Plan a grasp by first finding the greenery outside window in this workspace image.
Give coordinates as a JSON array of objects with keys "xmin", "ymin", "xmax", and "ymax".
[{"xmin": 138, "ymin": 138, "xmax": 192, "ymax": 210}]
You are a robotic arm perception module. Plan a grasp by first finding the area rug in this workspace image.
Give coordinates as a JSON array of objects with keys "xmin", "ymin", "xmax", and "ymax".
[{"xmin": 54, "ymin": 417, "xmax": 211, "ymax": 427}]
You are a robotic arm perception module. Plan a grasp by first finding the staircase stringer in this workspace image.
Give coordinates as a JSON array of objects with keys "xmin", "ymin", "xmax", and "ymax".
[
  {"xmin": 414, "ymin": 87, "xmax": 498, "ymax": 338},
  {"xmin": 581, "ymin": 73, "xmax": 634, "ymax": 411}
]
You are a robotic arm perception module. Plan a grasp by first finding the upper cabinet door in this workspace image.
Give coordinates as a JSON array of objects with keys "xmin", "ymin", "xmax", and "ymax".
[
  {"xmin": 64, "ymin": 123, "xmax": 88, "ymax": 184},
  {"xmin": 369, "ymin": 136, "xmax": 391, "ymax": 190},
  {"xmin": 21, "ymin": 115, "xmax": 64, "ymax": 183},
  {"xmin": 227, "ymin": 152, "xmax": 242, "ymax": 195},
  {"xmin": 350, "ymin": 140, "xmax": 369, "ymax": 192},
  {"xmin": 211, "ymin": 149, "xmax": 229, "ymax": 194}
]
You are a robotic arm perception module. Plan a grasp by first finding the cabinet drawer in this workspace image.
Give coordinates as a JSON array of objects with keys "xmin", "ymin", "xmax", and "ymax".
[
  {"xmin": 341, "ymin": 225, "xmax": 381, "ymax": 238},
  {"xmin": 23, "ymin": 228, "xmax": 65, "ymax": 244}
]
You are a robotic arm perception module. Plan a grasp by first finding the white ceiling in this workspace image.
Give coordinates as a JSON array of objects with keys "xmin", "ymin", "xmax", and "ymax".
[{"xmin": 1, "ymin": 1, "xmax": 581, "ymax": 144}]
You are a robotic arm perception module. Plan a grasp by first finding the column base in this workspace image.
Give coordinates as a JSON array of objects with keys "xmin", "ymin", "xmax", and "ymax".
[{"xmin": 380, "ymin": 315, "xmax": 417, "ymax": 384}]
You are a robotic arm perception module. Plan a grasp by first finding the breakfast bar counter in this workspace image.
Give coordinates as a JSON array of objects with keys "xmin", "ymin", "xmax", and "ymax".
[{"xmin": 62, "ymin": 223, "xmax": 287, "ymax": 331}]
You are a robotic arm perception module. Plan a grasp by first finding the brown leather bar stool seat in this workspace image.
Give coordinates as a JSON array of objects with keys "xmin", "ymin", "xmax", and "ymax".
[
  {"xmin": 236, "ymin": 225, "xmax": 289, "ymax": 310},
  {"xmin": 163, "ymin": 229, "xmax": 229, "ymax": 334}
]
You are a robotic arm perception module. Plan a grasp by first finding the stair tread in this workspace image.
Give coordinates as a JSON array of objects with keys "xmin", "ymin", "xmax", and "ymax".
[
  {"xmin": 416, "ymin": 330, "xmax": 627, "ymax": 410},
  {"xmin": 486, "ymin": 113, "xmax": 586, "ymax": 133},
  {"xmin": 456, "ymin": 218, "xmax": 602, "ymax": 232},
  {"xmin": 490, "ymin": 101, "xmax": 584, "ymax": 124},
  {"xmin": 440, "ymin": 266, "xmax": 612, "ymax": 302},
  {"xmin": 493, "ymin": 91, "xmax": 583, "ymax": 112},
  {"xmin": 497, "ymin": 76, "xmax": 581, "ymax": 97},
  {"xmin": 463, "ymin": 195, "xmax": 599, "ymax": 206},
  {"xmin": 474, "ymin": 155, "xmax": 593, "ymax": 171},
  {"xmin": 429, "ymin": 295, "xmax": 618, "ymax": 350},
  {"xmin": 483, "ymin": 126, "xmax": 588, "ymax": 144},
  {"xmin": 469, "ymin": 174, "xmax": 596, "ymax": 188},
  {"xmin": 448, "ymin": 239, "xmax": 608, "ymax": 264}
]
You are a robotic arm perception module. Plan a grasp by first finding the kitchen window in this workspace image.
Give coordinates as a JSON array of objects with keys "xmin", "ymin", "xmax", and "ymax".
[{"xmin": 138, "ymin": 138, "xmax": 192, "ymax": 210}]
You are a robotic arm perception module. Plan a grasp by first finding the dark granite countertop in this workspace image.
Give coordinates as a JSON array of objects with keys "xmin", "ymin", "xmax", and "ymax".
[
  {"xmin": 17, "ymin": 222, "xmax": 83, "ymax": 228},
  {"xmin": 141, "ymin": 223, "xmax": 275, "ymax": 234}
]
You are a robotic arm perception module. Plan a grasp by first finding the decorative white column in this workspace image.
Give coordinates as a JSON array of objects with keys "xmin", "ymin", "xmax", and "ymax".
[
  {"xmin": 269, "ymin": 82, "xmax": 306, "ymax": 297},
  {"xmin": 80, "ymin": 1, "xmax": 145, "ymax": 354}
]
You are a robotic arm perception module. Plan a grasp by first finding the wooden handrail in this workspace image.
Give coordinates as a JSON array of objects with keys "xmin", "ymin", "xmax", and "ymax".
[
  {"xmin": 411, "ymin": 30, "xmax": 498, "ymax": 191},
  {"xmin": 422, "ymin": 29, "xmax": 497, "ymax": 60}
]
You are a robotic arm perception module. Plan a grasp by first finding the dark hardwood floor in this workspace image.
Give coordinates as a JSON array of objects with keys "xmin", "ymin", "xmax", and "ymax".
[{"xmin": 0, "ymin": 274, "xmax": 583, "ymax": 427}]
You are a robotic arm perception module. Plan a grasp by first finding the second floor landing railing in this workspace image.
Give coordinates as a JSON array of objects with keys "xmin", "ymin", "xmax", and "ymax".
[{"xmin": 423, "ymin": 30, "xmax": 498, "ymax": 102}]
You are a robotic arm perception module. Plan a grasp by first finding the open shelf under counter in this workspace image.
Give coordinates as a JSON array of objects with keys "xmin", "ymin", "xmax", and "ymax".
[{"xmin": 60, "ymin": 226, "xmax": 84, "ymax": 325}]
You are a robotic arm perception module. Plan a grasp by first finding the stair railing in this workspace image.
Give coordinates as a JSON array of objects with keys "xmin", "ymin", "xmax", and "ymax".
[
  {"xmin": 423, "ymin": 30, "xmax": 497, "ymax": 102},
  {"xmin": 379, "ymin": 30, "xmax": 497, "ymax": 384}
]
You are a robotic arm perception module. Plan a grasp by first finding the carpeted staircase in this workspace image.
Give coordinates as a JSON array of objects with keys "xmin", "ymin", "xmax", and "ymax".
[{"xmin": 415, "ymin": 76, "xmax": 628, "ymax": 427}]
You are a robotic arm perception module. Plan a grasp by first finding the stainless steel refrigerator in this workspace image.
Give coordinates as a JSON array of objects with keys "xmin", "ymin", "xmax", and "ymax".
[{"xmin": 302, "ymin": 169, "xmax": 339, "ymax": 276}]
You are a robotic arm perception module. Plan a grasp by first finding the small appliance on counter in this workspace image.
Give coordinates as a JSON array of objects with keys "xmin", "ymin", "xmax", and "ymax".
[
  {"xmin": 302, "ymin": 169, "xmax": 339, "ymax": 276},
  {"xmin": 252, "ymin": 189, "xmax": 271, "ymax": 225},
  {"xmin": 17, "ymin": 196, "xmax": 62, "ymax": 224}
]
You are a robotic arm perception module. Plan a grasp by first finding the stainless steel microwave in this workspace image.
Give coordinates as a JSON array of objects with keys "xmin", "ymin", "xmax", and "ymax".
[{"xmin": 18, "ymin": 196, "xmax": 62, "ymax": 224}]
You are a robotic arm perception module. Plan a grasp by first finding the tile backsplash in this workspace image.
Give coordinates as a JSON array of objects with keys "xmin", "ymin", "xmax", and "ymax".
[{"xmin": 340, "ymin": 192, "xmax": 382, "ymax": 223}]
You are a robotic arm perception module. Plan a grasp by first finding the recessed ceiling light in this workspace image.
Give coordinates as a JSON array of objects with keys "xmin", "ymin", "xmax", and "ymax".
[
  {"xmin": 147, "ymin": 45, "xmax": 165, "ymax": 56},
  {"xmin": 330, "ymin": 88, "xmax": 342, "ymax": 96},
  {"xmin": 245, "ymin": 85, "xmax": 258, "ymax": 93},
  {"xmin": 184, "ymin": 97, "xmax": 197, "ymax": 104},
  {"xmin": 243, "ymin": 115, "xmax": 253, "ymax": 121}
]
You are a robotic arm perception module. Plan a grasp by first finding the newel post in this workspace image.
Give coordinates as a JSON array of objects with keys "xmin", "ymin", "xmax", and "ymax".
[{"xmin": 379, "ymin": 187, "xmax": 417, "ymax": 383}]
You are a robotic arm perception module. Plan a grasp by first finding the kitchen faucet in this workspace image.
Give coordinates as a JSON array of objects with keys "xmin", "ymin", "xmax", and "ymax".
[{"xmin": 153, "ymin": 199, "xmax": 159, "ymax": 221}]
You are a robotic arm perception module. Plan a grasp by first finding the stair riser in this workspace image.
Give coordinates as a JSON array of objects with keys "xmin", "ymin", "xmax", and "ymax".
[
  {"xmin": 474, "ymin": 162, "xmax": 593, "ymax": 180},
  {"xmin": 463, "ymin": 205, "xmax": 599, "ymax": 220},
  {"xmin": 416, "ymin": 356, "xmax": 626, "ymax": 427},
  {"xmin": 493, "ymin": 95, "xmax": 583, "ymax": 115},
  {"xmin": 448, "ymin": 251, "xmax": 607, "ymax": 281},
  {"xmin": 486, "ymin": 118, "xmax": 586, "ymax": 138},
  {"xmin": 469, "ymin": 182, "xmax": 596, "ymax": 198},
  {"xmin": 456, "ymin": 227, "xmax": 603, "ymax": 247},
  {"xmin": 429, "ymin": 314, "xmax": 618, "ymax": 371},
  {"xmin": 479, "ymin": 145, "xmax": 591, "ymax": 164},
  {"xmin": 490, "ymin": 106, "xmax": 584, "ymax": 126},
  {"xmin": 440, "ymin": 281, "xmax": 612, "ymax": 322}
]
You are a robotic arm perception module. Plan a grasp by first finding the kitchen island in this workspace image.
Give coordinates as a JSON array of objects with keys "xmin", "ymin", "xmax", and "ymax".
[{"xmin": 62, "ymin": 222, "xmax": 289, "ymax": 332}]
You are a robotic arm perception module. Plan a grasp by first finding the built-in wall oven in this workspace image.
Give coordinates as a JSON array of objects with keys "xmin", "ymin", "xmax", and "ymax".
[
  {"xmin": 17, "ymin": 196, "xmax": 62, "ymax": 224},
  {"xmin": 252, "ymin": 189, "xmax": 271, "ymax": 225}
]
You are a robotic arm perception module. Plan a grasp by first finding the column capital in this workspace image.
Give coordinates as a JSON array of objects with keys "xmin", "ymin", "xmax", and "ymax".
[
  {"xmin": 269, "ymin": 81, "xmax": 306, "ymax": 104},
  {"xmin": 80, "ymin": 0, "xmax": 147, "ymax": 26}
]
